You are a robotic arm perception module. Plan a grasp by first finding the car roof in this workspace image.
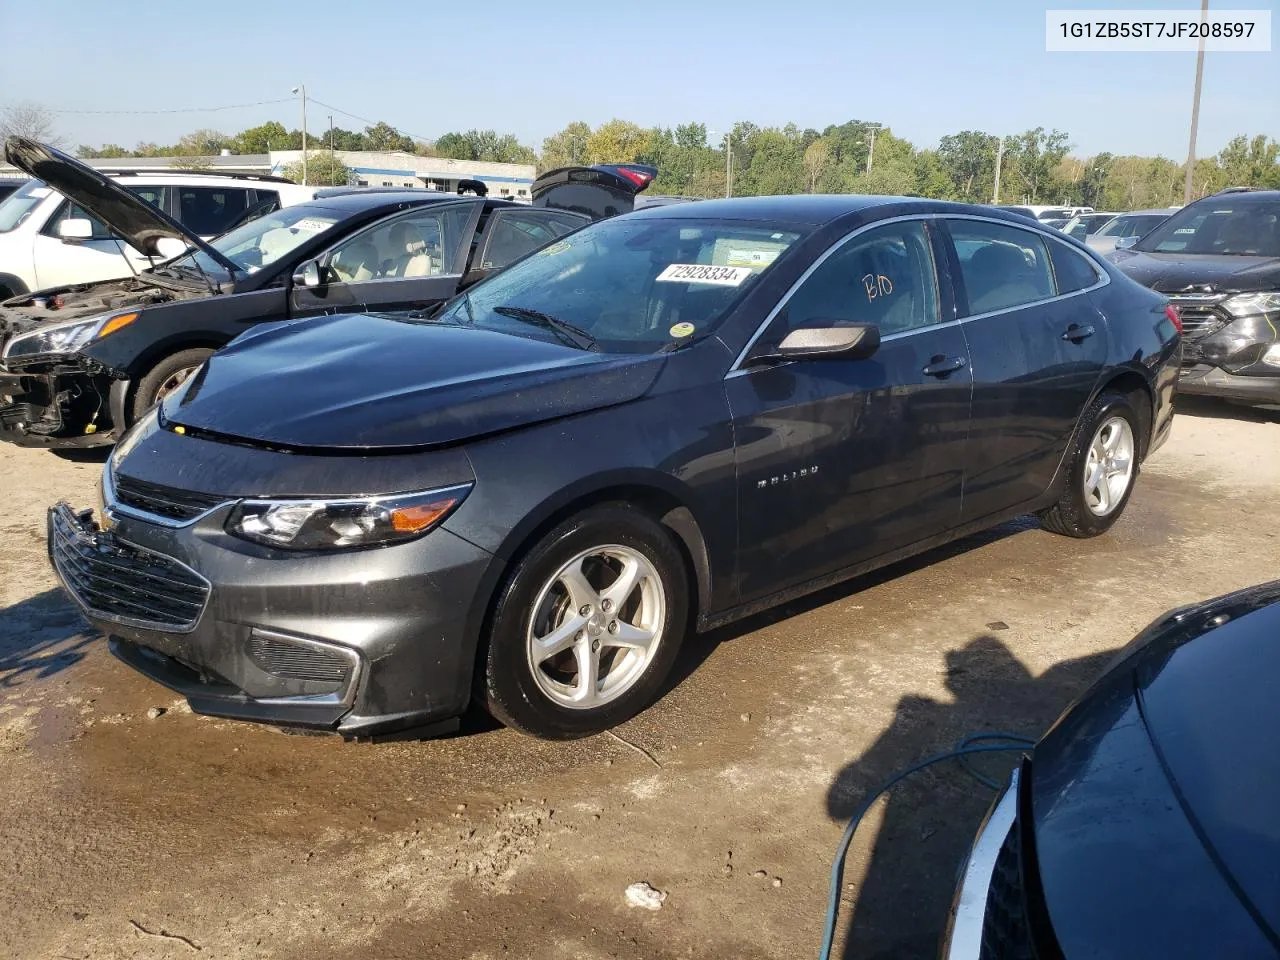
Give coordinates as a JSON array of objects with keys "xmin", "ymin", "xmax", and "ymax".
[
  {"xmin": 291, "ymin": 189, "xmax": 465, "ymax": 214},
  {"xmin": 626, "ymin": 194, "xmax": 1040, "ymax": 226},
  {"xmin": 1122, "ymin": 208, "xmax": 1180, "ymax": 216}
]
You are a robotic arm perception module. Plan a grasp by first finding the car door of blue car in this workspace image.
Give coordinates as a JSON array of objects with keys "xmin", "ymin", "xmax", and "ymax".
[
  {"xmin": 940, "ymin": 217, "xmax": 1109, "ymax": 523},
  {"xmin": 725, "ymin": 217, "xmax": 972, "ymax": 602}
]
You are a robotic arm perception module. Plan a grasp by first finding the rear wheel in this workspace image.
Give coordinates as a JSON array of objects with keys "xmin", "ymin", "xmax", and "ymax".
[
  {"xmin": 1038, "ymin": 391, "xmax": 1143, "ymax": 538},
  {"xmin": 130, "ymin": 348, "xmax": 214, "ymax": 423},
  {"xmin": 480, "ymin": 505, "xmax": 689, "ymax": 739}
]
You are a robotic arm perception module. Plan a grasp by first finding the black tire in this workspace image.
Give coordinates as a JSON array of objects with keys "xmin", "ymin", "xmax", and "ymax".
[
  {"xmin": 480, "ymin": 504, "xmax": 690, "ymax": 739},
  {"xmin": 130, "ymin": 348, "xmax": 214, "ymax": 423},
  {"xmin": 1038, "ymin": 391, "xmax": 1144, "ymax": 538}
]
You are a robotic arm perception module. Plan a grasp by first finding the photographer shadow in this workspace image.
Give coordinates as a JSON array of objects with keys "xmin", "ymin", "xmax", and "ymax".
[
  {"xmin": 826, "ymin": 634, "xmax": 1115, "ymax": 959},
  {"xmin": 0, "ymin": 589, "xmax": 94, "ymax": 690}
]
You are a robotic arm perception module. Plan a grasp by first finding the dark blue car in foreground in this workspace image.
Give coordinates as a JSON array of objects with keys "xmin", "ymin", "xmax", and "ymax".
[{"xmin": 50, "ymin": 195, "xmax": 1180, "ymax": 739}]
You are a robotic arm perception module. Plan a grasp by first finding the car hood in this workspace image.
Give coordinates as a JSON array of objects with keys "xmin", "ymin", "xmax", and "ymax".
[
  {"xmin": 1031, "ymin": 582, "xmax": 1280, "ymax": 955},
  {"xmin": 1108, "ymin": 248, "xmax": 1280, "ymax": 294},
  {"xmin": 164, "ymin": 313, "xmax": 665, "ymax": 451},
  {"xmin": 3, "ymin": 137, "xmax": 237, "ymax": 272}
]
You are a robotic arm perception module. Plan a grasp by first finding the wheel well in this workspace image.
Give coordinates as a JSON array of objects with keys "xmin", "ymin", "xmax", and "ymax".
[
  {"xmin": 124, "ymin": 338, "xmax": 226, "ymax": 414},
  {"xmin": 465, "ymin": 483, "xmax": 714, "ymax": 700},
  {"xmin": 1097, "ymin": 370, "xmax": 1154, "ymax": 457},
  {"xmin": 0, "ymin": 274, "xmax": 29, "ymax": 300}
]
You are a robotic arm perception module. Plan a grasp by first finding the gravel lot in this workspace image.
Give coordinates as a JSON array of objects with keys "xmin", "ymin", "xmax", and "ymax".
[{"xmin": 2, "ymin": 397, "xmax": 1277, "ymax": 960}]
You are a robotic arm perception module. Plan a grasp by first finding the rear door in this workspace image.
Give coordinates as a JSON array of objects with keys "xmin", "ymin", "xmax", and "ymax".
[
  {"xmin": 173, "ymin": 185, "xmax": 258, "ymax": 238},
  {"xmin": 33, "ymin": 186, "xmax": 167, "ymax": 288},
  {"xmin": 726, "ymin": 218, "xmax": 972, "ymax": 600},
  {"xmin": 289, "ymin": 201, "xmax": 481, "ymax": 318},
  {"xmin": 463, "ymin": 208, "xmax": 588, "ymax": 286},
  {"xmin": 941, "ymin": 217, "xmax": 1109, "ymax": 522}
]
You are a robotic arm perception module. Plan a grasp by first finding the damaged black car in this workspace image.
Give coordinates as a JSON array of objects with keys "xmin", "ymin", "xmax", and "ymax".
[
  {"xmin": 1109, "ymin": 187, "xmax": 1280, "ymax": 408},
  {"xmin": 0, "ymin": 138, "xmax": 659, "ymax": 448}
]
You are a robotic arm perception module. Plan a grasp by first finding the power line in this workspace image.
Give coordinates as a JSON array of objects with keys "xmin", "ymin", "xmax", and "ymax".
[
  {"xmin": 307, "ymin": 97, "xmax": 431, "ymax": 144},
  {"xmin": 34, "ymin": 98, "xmax": 295, "ymax": 116}
]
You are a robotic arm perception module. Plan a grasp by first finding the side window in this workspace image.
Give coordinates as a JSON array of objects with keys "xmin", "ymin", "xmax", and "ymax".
[
  {"xmin": 328, "ymin": 205, "xmax": 472, "ymax": 283},
  {"xmin": 482, "ymin": 211, "xmax": 581, "ymax": 269},
  {"xmin": 44, "ymin": 201, "xmax": 113, "ymax": 240},
  {"xmin": 176, "ymin": 186, "xmax": 254, "ymax": 237},
  {"xmin": 949, "ymin": 220, "xmax": 1056, "ymax": 315},
  {"xmin": 1048, "ymin": 240, "xmax": 1101, "ymax": 294},
  {"xmin": 770, "ymin": 220, "xmax": 940, "ymax": 339}
]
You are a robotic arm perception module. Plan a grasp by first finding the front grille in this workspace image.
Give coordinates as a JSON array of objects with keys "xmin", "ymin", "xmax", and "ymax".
[
  {"xmin": 247, "ymin": 631, "xmax": 352, "ymax": 684},
  {"xmin": 980, "ymin": 823, "xmax": 1035, "ymax": 960},
  {"xmin": 50, "ymin": 508, "xmax": 209, "ymax": 631},
  {"xmin": 113, "ymin": 473, "xmax": 228, "ymax": 522},
  {"xmin": 1167, "ymin": 296, "xmax": 1229, "ymax": 342}
]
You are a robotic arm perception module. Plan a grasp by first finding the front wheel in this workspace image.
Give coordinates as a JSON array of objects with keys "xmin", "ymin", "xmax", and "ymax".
[
  {"xmin": 130, "ymin": 348, "xmax": 214, "ymax": 423},
  {"xmin": 1038, "ymin": 391, "xmax": 1144, "ymax": 538},
  {"xmin": 479, "ymin": 505, "xmax": 689, "ymax": 739}
]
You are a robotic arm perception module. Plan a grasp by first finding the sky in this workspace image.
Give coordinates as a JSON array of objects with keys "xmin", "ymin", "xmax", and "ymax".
[{"xmin": 2, "ymin": 0, "xmax": 1276, "ymax": 160}]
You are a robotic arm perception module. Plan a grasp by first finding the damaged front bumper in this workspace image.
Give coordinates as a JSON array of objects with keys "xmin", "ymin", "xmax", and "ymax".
[{"xmin": 0, "ymin": 359, "xmax": 120, "ymax": 447}]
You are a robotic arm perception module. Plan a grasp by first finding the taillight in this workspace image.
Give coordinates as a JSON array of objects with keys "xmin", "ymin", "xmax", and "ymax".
[
  {"xmin": 614, "ymin": 167, "xmax": 653, "ymax": 189},
  {"xmin": 1165, "ymin": 303, "xmax": 1183, "ymax": 334}
]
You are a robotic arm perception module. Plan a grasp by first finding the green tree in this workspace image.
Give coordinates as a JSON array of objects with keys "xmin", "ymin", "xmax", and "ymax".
[
  {"xmin": 233, "ymin": 121, "xmax": 291, "ymax": 154},
  {"xmin": 913, "ymin": 149, "xmax": 952, "ymax": 199},
  {"xmin": 586, "ymin": 119, "xmax": 650, "ymax": 164},
  {"xmin": 937, "ymin": 130, "xmax": 997, "ymax": 201},
  {"xmin": 1218, "ymin": 134, "xmax": 1280, "ymax": 188},
  {"xmin": 1078, "ymin": 153, "xmax": 1113, "ymax": 208},
  {"xmin": 176, "ymin": 129, "xmax": 233, "ymax": 156},
  {"xmin": 1001, "ymin": 128, "xmax": 1071, "ymax": 203},
  {"xmin": 77, "ymin": 143, "xmax": 132, "ymax": 158},
  {"xmin": 362, "ymin": 121, "xmax": 414, "ymax": 152},
  {"xmin": 540, "ymin": 121, "xmax": 592, "ymax": 170},
  {"xmin": 803, "ymin": 138, "xmax": 832, "ymax": 192},
  {"xmin": 282, "ymin": 152, "xmax": 353, "ymax": 186}
]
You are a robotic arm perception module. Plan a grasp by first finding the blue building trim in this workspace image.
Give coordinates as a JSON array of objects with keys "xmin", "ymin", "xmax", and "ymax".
[{"xmin": 351, "ymin": 166, "xmax": 418, "ymax": 177}]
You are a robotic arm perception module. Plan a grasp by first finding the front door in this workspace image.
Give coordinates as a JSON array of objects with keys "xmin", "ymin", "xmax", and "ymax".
[
  {"xmin": 34, "ymin": 191, "xmax": 163, "ymax": 289},
  {"xmin": 289, "ymin": 201, "xmax": 481, "ymax": 318},
  {"xmin": 941, "ymin": 217, "xmax": 1109, "ymax": 523},
  {"xmin": 725, "ymin": 219, "xmax": 972, "ymax": 602}
]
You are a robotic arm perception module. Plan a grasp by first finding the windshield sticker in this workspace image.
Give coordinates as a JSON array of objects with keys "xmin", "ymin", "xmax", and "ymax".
[
  {"xmin": 725, "ymin": 248, "xmax": 780, "ymax": 268},
  {"xmin": 291, "ymin": 218, "xmax": 335, "ymax": 234},
  {"xmin": 539, "ymin": 241, "xmax": 571, "ymax": 256},
  {"xmin": 669, "ymin": 322, "xmax": 696, "ymax": 338},
  {"xmin": 656, "ymin": 264, "xmax": 752, "ymax": 286}
]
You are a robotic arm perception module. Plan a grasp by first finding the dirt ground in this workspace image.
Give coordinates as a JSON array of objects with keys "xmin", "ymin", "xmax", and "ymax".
[{"xmin": 2, "ymin": 397, "xmax": 1278, "ymax": 960}]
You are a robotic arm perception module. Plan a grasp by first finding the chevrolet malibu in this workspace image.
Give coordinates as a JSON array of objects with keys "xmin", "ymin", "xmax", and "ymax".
[{"xmin": 50, "ymin": 196, "xmax": 1181, "ymax": 739}]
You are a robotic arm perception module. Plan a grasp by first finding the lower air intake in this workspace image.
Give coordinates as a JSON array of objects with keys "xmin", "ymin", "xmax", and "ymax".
[{"xmin": 247, "ymin": 631, "xmax": 354, "ymax": 684}]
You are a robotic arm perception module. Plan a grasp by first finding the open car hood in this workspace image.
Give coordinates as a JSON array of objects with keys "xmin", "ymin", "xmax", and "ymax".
[
  {"xmin": 3, "ymin": 137, "xmax": 239, "ymax": 272},
  {"xmin": 164, "ymin": 312, "xmax": 664, "ymax": 451},
  {"xmin": 1109, "ymin": 248, "xmax": 1280, "ymax": 294},
  {"xmin": 531, "ymin": 164, "xmax": 657, "ymax": 220}
]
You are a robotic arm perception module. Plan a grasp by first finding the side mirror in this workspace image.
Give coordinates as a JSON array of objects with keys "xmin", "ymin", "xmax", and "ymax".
[
  {"xmin": 57, "ymin": 218, "xmax": 94, "ymax": 242},
  {"xmin": 154, "ymin": 237, "xmax": 189, "ymax": 260},
  {"xmin": 758, "ymin": 322, "xmax": 881, "ymax": 363},
  {"xmin": 1114, "ymin": 236, "xmax": 1139, "ymax": 251},
  {"xmin": 292, "ymin": 260, "xmax": 324, "ymax": 288}
]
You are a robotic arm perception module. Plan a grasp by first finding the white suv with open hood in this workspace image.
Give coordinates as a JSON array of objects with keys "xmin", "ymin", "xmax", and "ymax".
[{"xmin": 0, "ymin": 166, "xmax": 318, "ymax": 299}]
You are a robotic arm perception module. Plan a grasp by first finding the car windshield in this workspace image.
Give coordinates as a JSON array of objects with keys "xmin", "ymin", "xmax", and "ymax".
[
  {"xmin": 430, "ymin": 217, "xmax": 804, "ymax": 353},
  {"xmin": 1136, "ymin": 197, "xmax": 1280, "ymax": 256},
  {"xmin": 0, "ymin": 179, "xmax": 47, "ymax": 233},
  {"xmin": 1097, "ymin": 213, "xmax": 1166, "ymax": 238},
  {"xmin": 166, "ymin": 205, "xmax": 342, "ymax": 278}
]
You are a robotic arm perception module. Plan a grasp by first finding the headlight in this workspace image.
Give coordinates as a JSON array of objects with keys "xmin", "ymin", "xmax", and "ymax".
[
  {"xmin": 2, "ymin": 310, "xmax": 139, "ymax": 362},
  {"xmin": 1263, "ymin": 344, "xmax": 1280, "ymax": 368},
  {"xmin": 225, "ymin": 484, "xmax": 471, "ymax": 550},
  {"xmin": 1222, "ymin": 292, "xmax": 1280, "ymax": 318}
]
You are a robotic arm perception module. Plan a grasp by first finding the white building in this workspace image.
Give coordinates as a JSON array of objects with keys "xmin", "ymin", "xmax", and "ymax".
[{"xmin": 0, "ymin": 150, "xmax": 537, "ymax": 198}]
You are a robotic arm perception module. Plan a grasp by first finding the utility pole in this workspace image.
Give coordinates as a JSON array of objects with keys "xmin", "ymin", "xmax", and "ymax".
[
  {"xmin": 328, "ymin": 114, "xmax": 335, "ymax": 181},
  {"xmin": 292, "ymin": 85, "xmax": 308, "ymax": 185},
  {"xmin": 992, "ymin": 137, "xmax": 1005, "ymax": 204},
  {"xmin": 725, "ymin": 132, "xmax": 732, "ymax": 198},
  {"xmin": 1184, "ymin": 0, "xmax": 1209, "ymax": 204},
  {"xmin": 866, "ymin": 123, "xmax": 882, "ymax": 174}
]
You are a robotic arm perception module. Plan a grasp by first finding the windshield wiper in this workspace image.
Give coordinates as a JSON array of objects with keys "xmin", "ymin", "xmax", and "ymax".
[{"xmin": 493, "ymin": 305, "xmax": 597, "ymax": 351}]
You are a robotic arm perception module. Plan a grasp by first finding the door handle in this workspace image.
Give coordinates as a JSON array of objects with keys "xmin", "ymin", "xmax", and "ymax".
[
  {"xmin": 922, "ymin": 355, "xmax": 967, "ymax": 377},
  {"xmin": 1061, "ymin": 323, "xmax": 1096, "ymax": 342}
]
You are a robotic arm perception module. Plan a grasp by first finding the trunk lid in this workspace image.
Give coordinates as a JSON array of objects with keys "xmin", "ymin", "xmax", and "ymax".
[{"xmin": 531, "ymin": 164, "xmax": 657, "ymax": 221}]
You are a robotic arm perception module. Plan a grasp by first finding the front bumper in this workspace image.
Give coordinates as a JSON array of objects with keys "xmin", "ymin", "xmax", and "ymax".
[
  {"xmin": 1178, "ymin": 363, "xmax": 1280, "ymax": 405},
  {"xmin": 47, "ymin": 489, "xmax": 498, "ymax": 737},
  {"xmin": 940, "ymin": 768, "xmax": 1020, "ymax": 959}
]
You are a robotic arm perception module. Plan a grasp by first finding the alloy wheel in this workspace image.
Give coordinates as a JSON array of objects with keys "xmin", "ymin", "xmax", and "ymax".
[
  {"xmin": 155, "ymin": 365, "xmax": 199, "ymax": 402},
  {"xmin": 1083, "ymin": 415, "xmax": 1135, "ymax": 517},
  {"xmin": 526, "ymin": 544, "xmax": 666, "ymax": 709}
]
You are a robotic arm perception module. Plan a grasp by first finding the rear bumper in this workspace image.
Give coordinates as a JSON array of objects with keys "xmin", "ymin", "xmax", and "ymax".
[
  {"xmin": 1178, "ymin": 363, "xmax": 1280, "ymax": 405},
  {"xmin": 48, "ymin": 493, "xmax": 497, "ymax": 738}
]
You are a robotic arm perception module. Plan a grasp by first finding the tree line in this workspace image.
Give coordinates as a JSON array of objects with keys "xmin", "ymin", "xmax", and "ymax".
[{"xmin": 25, "ymin": 105, "xmax": 1280, "ymax": 208}]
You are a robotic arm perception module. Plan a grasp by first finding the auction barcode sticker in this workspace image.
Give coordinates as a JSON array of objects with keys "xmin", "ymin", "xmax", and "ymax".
[
  {"xmin": 1047, "ymin": 10, "xmax": 1271, "ymax": 51},
  {"xmin": 655, "ymin": 264, "xmax": 753, "ymax": 286}
]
